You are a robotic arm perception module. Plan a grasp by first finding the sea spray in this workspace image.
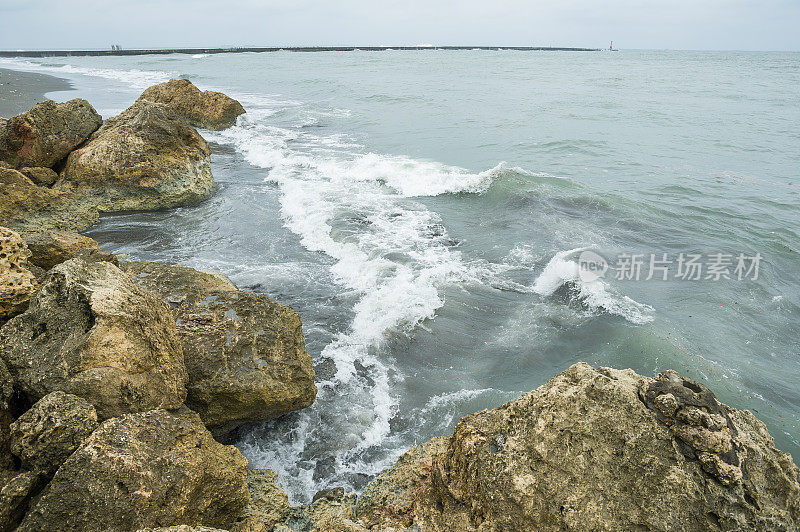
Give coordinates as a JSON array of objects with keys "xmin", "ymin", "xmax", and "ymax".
[{"xmin": 532, "ymin": 248, "xmax": 655, "ymax": 325}]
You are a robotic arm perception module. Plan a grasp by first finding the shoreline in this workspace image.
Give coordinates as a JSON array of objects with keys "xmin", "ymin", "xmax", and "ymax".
[
  {"xmin": 0, "ymin": 45, "xmax": 602, "ymax": 58},
  {"xmin": 1, "ymin": 65, "xmax": 799, "ymax": 530},
  {"xmin": 0, "ymin": 68, "xmax": 73, "ymax": 117}
]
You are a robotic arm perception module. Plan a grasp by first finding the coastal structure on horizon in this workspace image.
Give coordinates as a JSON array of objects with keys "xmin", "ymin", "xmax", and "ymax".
[{"xmin": 0, "ymin": 45, "xmax": 601, "ymax": 58}]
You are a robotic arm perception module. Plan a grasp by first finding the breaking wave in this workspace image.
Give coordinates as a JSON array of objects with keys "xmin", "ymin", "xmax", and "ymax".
[
  {"xmin": 207, "ymin": 99, "xmax": 518, "ymax": 501},
  {"xmin": 533, "ymin": 248, "xmax": 655, "ymax": 324}
]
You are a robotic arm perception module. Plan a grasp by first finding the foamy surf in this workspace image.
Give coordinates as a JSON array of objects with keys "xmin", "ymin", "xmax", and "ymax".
[
  {"xmin": 0, "ymin": 58, "xmax": 173, "ymax": 89},
  {"xmin": 208, "ymin": 97, "xmax": 513, "ymax": 501},
  {"xmin": 533, "ymin": 248, "xmax": 655, "ymax": 324}
]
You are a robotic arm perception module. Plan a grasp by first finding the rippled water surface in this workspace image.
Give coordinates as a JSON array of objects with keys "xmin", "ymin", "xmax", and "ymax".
[{"xmin": 3, "ymin": 49, "xmax": 798, "ymax": 502}]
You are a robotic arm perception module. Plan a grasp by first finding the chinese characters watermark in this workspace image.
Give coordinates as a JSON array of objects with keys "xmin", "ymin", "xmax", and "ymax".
[{"xmin": 578, "ymin": 251, "xmax": 761, "ymax": 283}]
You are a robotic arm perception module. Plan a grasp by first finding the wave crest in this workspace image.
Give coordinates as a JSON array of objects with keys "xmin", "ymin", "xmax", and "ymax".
[{"xmin": 533, "ymin": 248, "xmax": 655, "ymax": 325}]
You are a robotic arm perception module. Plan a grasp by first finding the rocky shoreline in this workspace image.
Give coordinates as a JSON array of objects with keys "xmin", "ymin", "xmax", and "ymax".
[{"xmin": 1, "ymin": 78, "xmax": 799, "ymax": 531}]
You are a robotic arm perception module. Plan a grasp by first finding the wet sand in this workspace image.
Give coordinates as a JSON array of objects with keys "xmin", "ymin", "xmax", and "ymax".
[{"xmin": 0, "ymin": 68, "xmax": 73, "ymax": 117}]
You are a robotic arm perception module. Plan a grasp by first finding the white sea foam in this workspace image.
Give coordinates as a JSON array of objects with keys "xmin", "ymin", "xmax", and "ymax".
[
  {"xmin": 0, "ymin": 58, "xmax": 173, "ymax": 89},
  {"xmin": 533, "ymin": 248, "xmax": 655, "ymax": 324},
  {"xmin": 214, "ymin": 98, "xmax": 509, "ymax": 500},
  {"xmin": 191, "ymin": 54, "xmax": 210, "ymax": 59}
]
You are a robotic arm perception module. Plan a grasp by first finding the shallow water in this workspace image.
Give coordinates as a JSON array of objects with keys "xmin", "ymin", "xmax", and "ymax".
[{"xmin": 3, "ymin": 49, "xmax": 798, "ymax": 502}]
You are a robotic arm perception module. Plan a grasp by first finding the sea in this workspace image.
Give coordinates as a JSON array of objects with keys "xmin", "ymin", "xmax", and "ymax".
[{"xmin": 2, "ymin": 49, "xmax": 798, "ymax": 503}]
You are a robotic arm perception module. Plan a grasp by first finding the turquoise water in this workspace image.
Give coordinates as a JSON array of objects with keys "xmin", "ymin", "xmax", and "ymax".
[{"xmin": 3, "ymin": 50, "xmax": 798, "ymax": 502}]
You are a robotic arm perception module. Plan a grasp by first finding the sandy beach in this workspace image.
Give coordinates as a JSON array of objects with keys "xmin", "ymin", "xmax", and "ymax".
[{"xmin": 0, "ymin": 68, "xmax": 73, "ymax": 117}]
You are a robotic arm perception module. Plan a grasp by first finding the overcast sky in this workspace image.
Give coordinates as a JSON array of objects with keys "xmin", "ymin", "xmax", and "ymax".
[{"xmin": 1, "ymin": 0, "xmax": 799, "ymax": 51}]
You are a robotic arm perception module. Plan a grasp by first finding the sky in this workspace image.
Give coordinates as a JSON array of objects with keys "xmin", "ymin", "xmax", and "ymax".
[{"xmin": 1, "ymin": 0, "xmax": 799, "ymax": 51}]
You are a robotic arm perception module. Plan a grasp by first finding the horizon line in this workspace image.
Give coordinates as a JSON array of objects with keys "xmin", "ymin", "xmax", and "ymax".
[{"xmin": 0, "ymin": 45, "xmax": 606, "ymax": 58}]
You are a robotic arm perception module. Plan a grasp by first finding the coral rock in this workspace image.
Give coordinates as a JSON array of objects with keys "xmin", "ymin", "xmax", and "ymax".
[{"xmin": 0, "ymin": 226, "xmax": 35, "ymax": 320}]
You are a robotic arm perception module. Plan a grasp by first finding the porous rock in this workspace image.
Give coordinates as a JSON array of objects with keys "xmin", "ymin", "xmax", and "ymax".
[
  {"xmin": 0, "ymin": 167, "xmax": 35, "ymax": 187},
  {"xmin": 9, "ymin": 391, "xmax": 98, "ymax": 476},
  {"xmin": 19, "ymin": 167, "xmax": 58, "ymax": 187},
  {"xmin": 0, "ymin": 471, "xmax": 43, "ymax": 532},
  {"xmin": 0, "ymin": 181, "xmax": 99, "ymax": 233},
  {"xmin": 17, "ymin": 408, "xmax": 250, "ymax": 531},
  {"xmin": 138, "ymin": 78, "xmax": 246, "ymax": 130},
  {"xmin": 230, "ymin": 469, "xmax": 363, "ymax": 532},
  {"xmin": 0, "ymin": 258, "xmax": 187, "ymax": 420},
  {"xmin": 22, "ymin": 231, "xmax": 100, "ymax": 270},
  {"xmin": 0, "ymin": 226, "xmax": 35, "ymax": 320},
  {"xmin": 0, "ymin": 99, "xmax": 102, "ymax": 168},
  {"xmin": 357, "ymin": 363, "xmax": 800, "ymax": 531},
  {"xmin": 57, "ymin": 100, "xmax": 214, "ymax": 212}
]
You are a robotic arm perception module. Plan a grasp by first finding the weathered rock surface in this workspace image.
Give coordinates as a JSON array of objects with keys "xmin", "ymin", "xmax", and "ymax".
[
  {"xmin": 67, "ymin": 245, "xmax": 119, "ymax": 267},
  {"xmin": 0, "ymin": 227, "xmax": 35, "ymax": 320},
  {"xmin": 0, "ymin": 471, "xmax": 43, "ymax": 532},
  {"xmin": 22, "ymin": 231, "xmax": 99, "ymax": 270},
  {"xmin": 17, "ymin": 408, "xmax": 250, "ymax": 532},
  {"xmin": 0, "ymin": 167, "xmax": 35, "ymax": 187},
  {"xmin": 138, "ymin": 79, "xmax": 246, "ymax": 130},
  {"xmin": 291, "ymin": 489, "xmax": 362, "ymax": 532},
  {"xmin": 231, "ymin": 470, "xmax": 363, "ymax": 532},
  {"xmin": 0, "ymin": 258, "xmax": 187, "ymax": 420},
  {"xmin": 138, "ymin": 527, "xmax": 229, "ymax": 532},
  {"xmin": 9, "ymin": 391, "xmax": 98, "ymax": 476},
  {"xmin": 0, "ymin": 358, "xmax": 15, "ymax": 473},
  {"xmin": 0, "ymin": 99, "xmax": 102, "ymax": 169},
  {"xmin": 355, "ymin": 437, "xmax": 446, "ymax": 530},
  {"xmin": 122, "ymin": 261, "xmax": 316, "ymax": 437},
  {"xmin": 357, "ymin": 363, "xmax": 800, "ymax": 531},
  {"xmin": 57, "ymin": 100, "xmax": 214, "ymax": 212},
  {"xmin": 0, "ymin": 180, "xmax": 99, "ymax": 233},
  {"xmin": 231, "ymin": 469, "xmax": 292, "ymax": 532},
  {"xmin": 19, "ymin": 167, "xmax": 58, "ymax": 187}
]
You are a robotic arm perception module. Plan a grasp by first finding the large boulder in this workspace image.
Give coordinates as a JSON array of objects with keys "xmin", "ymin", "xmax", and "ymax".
[
  {"xmin": 122, "ymin": 261, "xmax": 316, "ymax": 438},
  {"xmin": 358, "ymin": 363, "xmax": 800, "ymax": 531},
  {"xmin": 0, "ymin": 99, "xmax": 102, "ymax": 169},
  {"xmin": 0, "ymin": 226, "xmax": 35, "ymax": 320},
  {"xmin": 17, "ymin": 408, "xmax": 250, "ymax": 531},
  {"xmin": 9, "ymin": 391, "xmax": 99, "ymax": 476},
  {"xmin": 0, "ymin": 258, "xmax": 187, "ymax": 420},
  {"xmin": 22, "ymin": 231, "xmax": 100, "ymax": 271},
  {"xmin": 138, "ymin": 79, "xmax": 246, "ymax": 130},
  {"xmin": 0, "ymin": 180, "xmax": 99, "ymax": 233},
  {"xmin": 56, "ymin": 100, "xmax": 214, "ymax": 213}
]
